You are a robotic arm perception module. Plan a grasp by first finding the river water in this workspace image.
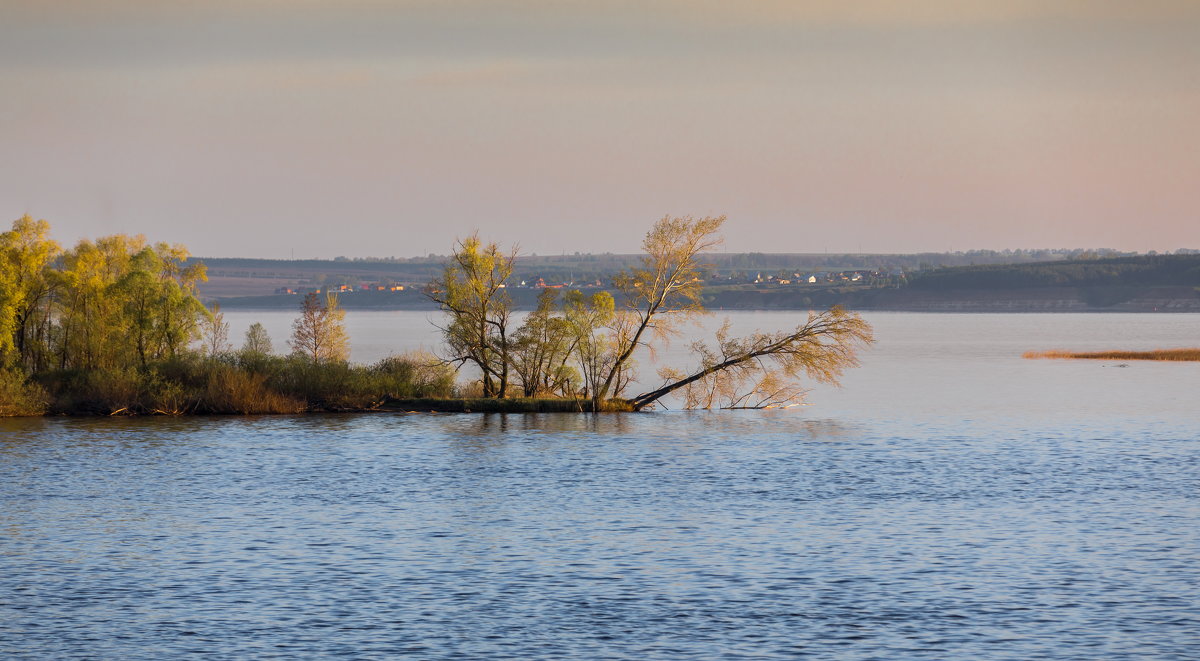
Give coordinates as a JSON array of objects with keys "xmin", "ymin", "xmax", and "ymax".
[{"xmin": 2, "ymin": 312, "xmax": 1198, "ymax": 659}]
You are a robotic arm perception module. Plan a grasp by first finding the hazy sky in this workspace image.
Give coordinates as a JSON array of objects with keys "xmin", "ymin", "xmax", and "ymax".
[{"xmin": 2, "ymin": 1, "xmax": 1197, "ymax": 258}]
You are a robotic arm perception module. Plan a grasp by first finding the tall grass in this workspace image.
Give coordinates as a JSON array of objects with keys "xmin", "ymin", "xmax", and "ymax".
[
  {"xmin": 23, "ymin": 350, "xmax": 631, "ymax": 416},
  {"xmin": 34, "ymin": 350, "xmax": 458, "ymax": 415},
  {"xmin": 1023, "ymin": 348, "xmax": 1200, "ymax": 361}
]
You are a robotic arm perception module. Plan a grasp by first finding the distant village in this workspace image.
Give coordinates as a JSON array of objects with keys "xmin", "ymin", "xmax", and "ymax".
[{"xmin": 273, "ymin": 268, "xmax": 907, "ymax": 297}]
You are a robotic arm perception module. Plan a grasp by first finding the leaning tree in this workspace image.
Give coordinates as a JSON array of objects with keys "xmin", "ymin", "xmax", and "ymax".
[{"xmin": 603, "ymin": 215, "xmax": 874, "ymax": 411}]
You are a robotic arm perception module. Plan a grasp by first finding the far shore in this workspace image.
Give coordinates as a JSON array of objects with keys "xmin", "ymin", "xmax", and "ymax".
[
  {"xmin": 211, "ymin": 284, "xmax": 1200, "ymax": 314},
  {"xmin": 1024, "ymin": 349, "xmax": 1200, "ymax": 361}
]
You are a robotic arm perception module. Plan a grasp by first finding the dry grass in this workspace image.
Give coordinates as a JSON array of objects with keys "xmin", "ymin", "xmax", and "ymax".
[
  {"xmin": 204, "ymin": 367, "xmax": 305, "ymax": 414},
  {"xmin": 1023, "ymin": 348, "xmax": 1200, "ymax": 361}
]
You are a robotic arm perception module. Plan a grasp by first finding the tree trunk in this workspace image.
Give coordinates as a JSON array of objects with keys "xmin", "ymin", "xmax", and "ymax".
[{"xmin": 628, "ymin": 351, "xmax": 762, "ymax": 411}]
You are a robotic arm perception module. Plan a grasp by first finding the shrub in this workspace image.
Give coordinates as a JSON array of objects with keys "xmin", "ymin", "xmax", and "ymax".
[
  {"xmin": 150, "ymin": 381, "xmax": 193, "ymax": 415},
  {"xmin": 202, "ymin": 365, "xmax": 303, "ymax": 414},
  {"xmin": 371, "ymin": 352, "xmax": 456, "ymax": 398},
  {"xmin": 0, "ymin": 368, "xmax": 49, "ymax": 416},
  {"xmin": 46, "ymin": 367, "xmax": 143, "ymax": 415}
]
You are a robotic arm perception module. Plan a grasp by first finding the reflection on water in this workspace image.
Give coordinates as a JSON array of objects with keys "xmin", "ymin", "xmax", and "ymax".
[{"xmin": 2, "ymin": 313, "xmax": 1198, "ymax": 660}]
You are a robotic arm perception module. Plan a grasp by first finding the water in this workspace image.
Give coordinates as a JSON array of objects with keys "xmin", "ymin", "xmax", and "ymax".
[{"xmin": 3, "ymin": 313, "xmax": 1198, "ymax": 659}]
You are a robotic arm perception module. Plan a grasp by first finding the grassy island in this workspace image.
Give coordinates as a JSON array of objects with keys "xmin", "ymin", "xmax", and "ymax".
[{"xmin": 1024, "ymin": 349, "xmax": 1200, "ymax": 361}]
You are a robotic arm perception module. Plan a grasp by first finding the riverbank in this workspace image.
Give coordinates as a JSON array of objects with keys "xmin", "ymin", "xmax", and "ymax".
[
  {"xmin": 1, "ymin": 353, "xmax": 457, "ymax": 417},
  {"xmin": 0, "ymin": 354, "xmax": 637, "ymax": 417},
  {"xmin": 4, "ymin": 398, "xmax": 627, "ymax": 417}
]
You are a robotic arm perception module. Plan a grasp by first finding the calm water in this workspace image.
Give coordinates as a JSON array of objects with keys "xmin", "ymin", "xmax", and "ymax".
[{"xmin": 2, "ymin": 313, "xmax": 1198, "ymax": 659}]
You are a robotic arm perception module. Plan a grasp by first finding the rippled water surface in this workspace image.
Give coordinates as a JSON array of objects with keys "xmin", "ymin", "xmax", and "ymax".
[{"xmin": 2, "ymin": 313, "xmax": 1198, "ymax": 659}]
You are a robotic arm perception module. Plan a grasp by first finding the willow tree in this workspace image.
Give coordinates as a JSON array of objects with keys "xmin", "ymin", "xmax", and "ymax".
[
  {"xmin": 146, "ymin": 242, "xmax": 208, "ymax": 358},
  {"xmin": 427, "ymin": 234, "xmax": 516, "ymax": 397},
  {"xmin": 509, "ymin": 289, "xmax": 574, "ymax": 397},
  {"xmin": 592, "ymin": 215, "xmax": 726, "ymax": 403},
  {"xmin": 0, "ymin": 215, "xmax": 60, "ymax": 371},
  {"xmin": 561, "ymin": 289, "xmax": 620, "ymax": 400},
  {"xmin": 592, "ymin": 215, "xmax": 873, "ymax": 411},
  {"xmin": 113, "ymin": 245, "xmax": 208, "ymax": 367},
  {"xmin": 56, "ymin": 235, "xmax": 146, "ymax": 370}
]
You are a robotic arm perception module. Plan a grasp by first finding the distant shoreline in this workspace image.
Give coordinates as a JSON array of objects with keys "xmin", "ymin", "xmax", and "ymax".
[{"xmin": 214, "ymin": 285, "xmax": 1200, "ymax": 314}]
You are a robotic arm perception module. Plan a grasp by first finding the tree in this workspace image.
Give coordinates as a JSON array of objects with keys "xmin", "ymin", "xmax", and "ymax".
[
  {"xmin": 0, "ymin": 215, "xmax": 60, "ymax": 371},
  {"xmin": 593, "ymin": 215, "xmax": 726, "ymax": 403},
  {"xmin": 561, "ymin": 289, "xmax": 620, "ymax": 400},
  {"xmin": 242, "ymin": 322, "xmax": 273, "ymax": 355},
  {"xmin": 56, "ymin": 234, "xmax": 147, "ymax": 370},
  {"xmin": 629, "ymin": 307, "xmax": 873, "ymax": 411},
  {"xmin": 427, "ymin": 234, "xmax": 517, "ymax": 397},
  {"xmin": 148, "ymin": 242, "xmax": 208, "ymax": 358},
  {"xmin": 509, "ymin": 289, "xmax": 574, "ymax": 397},
  {"xmin": 105, "ymin": 242, "xmax": 208, "ymax": 368},
  {"xmin": 290, "ymin": 292, "xmax": 350, "ymax": 362},
  {"xmin": 201, "ymin": 303, "xmax": 230, "ymax": 357},
  {"xmin": 425, "ymin": 216, "xmax": 873, "ymax": 409},
  {"xmin": 588, "ymin": 216, "xmax": 872, "ymax": 410}
]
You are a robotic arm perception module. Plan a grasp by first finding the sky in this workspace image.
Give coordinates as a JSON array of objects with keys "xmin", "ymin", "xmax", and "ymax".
[{"xmin": 2, "ymin": 1, "xmax": 1197, "ymax": 258}]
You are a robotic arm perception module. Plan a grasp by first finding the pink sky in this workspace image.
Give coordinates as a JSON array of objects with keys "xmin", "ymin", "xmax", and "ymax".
[{"xmin": 2, "ymin": 1, "xmax": 1197, "ymax": 258}]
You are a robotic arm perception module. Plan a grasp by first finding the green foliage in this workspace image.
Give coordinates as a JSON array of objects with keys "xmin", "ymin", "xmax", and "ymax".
[
  {"xmin": 41, "ymin": 367, "xmax": 144, "ymax": 415},
  {"xmin": 0, "ymin": 215, "xmax": 60, "ymax": 371},
  {"xmin": 370, "ymin": 352, "xmax": 458, "ymax": 399},
  {"xmin": 7, "ymin": 221, "xmax": 210, "ymax": 374},
  {"xmin": 427, "ymin": 234, "xmax": 517, "ymax": 397},
  {"xmin": 0, "ymin": 368, "xmax": 49, "ymax": 416},
  {"xmin": 510, "ymin": 289, "xmax": 574, "ymax": 396}
]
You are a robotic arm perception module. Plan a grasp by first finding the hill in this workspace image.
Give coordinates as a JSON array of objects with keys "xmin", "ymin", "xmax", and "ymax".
[{"xmin": 206, "ymin": 253, "xmax": 1200, "ymax": 312}]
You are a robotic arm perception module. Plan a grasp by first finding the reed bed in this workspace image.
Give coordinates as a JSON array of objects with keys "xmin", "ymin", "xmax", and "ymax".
[{"xmin": 1023, "ymin": 348, "xmax": 1200, "ymax": 361}]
